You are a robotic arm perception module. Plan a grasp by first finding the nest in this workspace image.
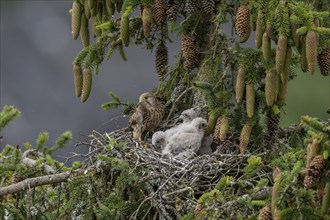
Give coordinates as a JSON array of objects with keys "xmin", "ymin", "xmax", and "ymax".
[{"xmin": 77, "ymin": 128, "xmax": 255, "ymax": 219}]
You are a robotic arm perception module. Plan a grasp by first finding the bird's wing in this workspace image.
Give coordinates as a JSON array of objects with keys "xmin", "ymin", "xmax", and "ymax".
[{"xmin": 129, "ymin": 103, "xmax": 148, "ymax": 127}]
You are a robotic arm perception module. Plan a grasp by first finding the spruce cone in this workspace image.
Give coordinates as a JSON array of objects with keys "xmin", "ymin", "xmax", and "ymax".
[
  {"xmin": 213, "ymin": 117, "xmax": 222, "ymax": 144},
  {"xmin": 84, "ymin": 0, "xmax": 91, "ymax": 19},
  {"xmin": 202, "ymin": 0, "xmax": 215, "ymax": 15},
  {"xmin": 318, "ymin": 47, "xmax": 330, "ymax": 76},
  {"xmin": 72, "ymin": 0, "xmax": 82, "ymax": 39},
  {"xmin": 304, "ymin": 174, "xmax": 317, "ymax": 189},
  {"xmin": 167, "ymin": 0, "xmax": 179, "ymax": 22},
  {"xmin": 239, "ymin": 123, "xmax": 252, "ymax": 154},
  {"xmin": 11, "ymin": 172, "xmax": 24, "ymax": 184},
  {"xmin": 300, "ymin": 36, "xmax": 308, "ymax": 72},
  {"xmin": 73, "ymin": 64, "xmax": 83, "ymax": 98},
  {"xmin": 120, "ymin": 14, "xmax": 129, "ymax": 46},
  {"xmin": 155, "ymin": 42, "xmax": 168, "ymax": 77},
  {"xmin": 266, "ymin": 110, "xmax": 280, "ymax": 142},
  {"xmin": 235, "ymin": 66, "xmax": 245, "ymax": 103},
  {"xmin": 276, "ymin": 35, "xmax": 287, "ymax": 75},
  {"xmin": 290, "ymin": 22, "xmax": 300, "ymax": 49},
  {"xmin": 185, "ymin": 0, "xmax": 198, "ymax": 16},
  {"xmin": 80, "ymin": 13, "xmax": 90, "ymax": 48},
  {"xmin": 154, "ymin": 0, "xmax": 166, "ymax": 26},
  {"xmin": 181, "ymin": 34, "xmax": 200, "ymax": 70},
  {"xmin": 266, "ymin": 23, "xmax": 277, "ymax": 42},
  {"xmin": 308, "ymin": 155, "xmax": 326, "ymax": 176},
  {"xmin": 81, "ymin": 67, "xmax": 92, "ymax": 103},
  {"xmin": 306, "ymin": 31, "xmax": 318, "ymax": 75},
  {"xmin": 265, "ymin": 68, "xmax": 278, "ymax": 107},
  {"xmin": 246, "ymin": 83, "xmax": 255, "ymax": 118},
  {"xmin": 281, "ymin": 46, "xmax": 291, "ymax": 84},
  {"xmin": 255, "ymin": 11, "xmax": 263, "ymax": 49},
  {"xmin": 218, "ymin": 116, "xmax": 229, "ymax": 142},
  {"xmin": 235, "ymin": 5, "xmax": 251, "ymax": 43},
  {"xmin": 142, "ymin": 6, "xmax": 153, "ymax": 38},
  {"xmin": 262, "ymin": 32, "xmax": 271, "ymax": 64},
  {"xmin": 195, "ymin": 203, "xmax": 203, "ymax": 219},
  {"xmin": 278, "ymin": 80, "xmax": 288, "ymax": 106},
  {"xmin": 258, "ymin": 204, "xmax": 272, "ymax": 220}
]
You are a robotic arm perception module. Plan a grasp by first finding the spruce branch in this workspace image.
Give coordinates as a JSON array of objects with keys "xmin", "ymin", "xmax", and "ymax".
[{"xmin": 0, "ymin": 105, "xmax": 21, "ymax": 132}]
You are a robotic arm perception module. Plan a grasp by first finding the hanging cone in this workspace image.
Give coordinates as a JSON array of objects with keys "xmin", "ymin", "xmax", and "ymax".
[
  {"xmin": 318, "ymin": 47, "xmax": 330, "ymax": 76},
  {"xmin": 281, "ymin": 46, "xmax": 291, "ymax": 84},
  {"xmin": 300, "ymin": 36, "xmax": 308, "ymax": 72},
  {"xmin": 213, "ymin": 117, "xmax": 222, "ymax": 144},
  {"xmin": 84, "ymin": 0, "xmax": 91, "ymax": 19},
  {"xmin": 80, "ymin": 13, "xmax": 90, "ymax": 47},
  {"xmin": 239, "ymin": 123, "xmax": 252, "ymax": 154},
  {"xmin": 290, "ymin": 22, "xmax": 300, "ymax": 49},
  {"xmin": 219, "ymin": 116, "xmax": 229, "ymax": 141},
  {"xmin": 258, "ymin": 204, "xmax": 272, "ymax": 220},
  {"xmin": 246, "ymin": 83, "xmax": 255, "ymax": 118},
  {"xmin": 73, "ymin": 64, "xmax": 83, "ymax": 98},
  {"xmin": 120, "ymin": 14, "xmax": 129, "ymax": 46},
  {"xmin": 72, "ymin": 0, "xmax": 82, "ymax": 39},
  {"xmin": 306, "ymin": 31, "xmax": 318, "ymax": 75},
  {"xmin": 266, "ymin": 109, "xmax": 280, "ymax": 142},
  {"xmin": 154, "ymin": 0, "xmax": 166, "ymax": 26},
  {"xmin": 304, "ymin": 174, "xmax": 317, "ymax": 189},
  {"xmin": 142, "ymin": 6, "xmax": 153, "ymax": 38},
  {"xmin": 181, "ymin": 34, "xmax": 200, "ymax": 70},
  {"xmin": 308, "ymin": 155, "xmax": 326, "ymax": 176},
  {"xmin": 262, "ymin": 32, "xmax": 271, "ymax": 64},
  {"xmin": 167, "ymin": 0, "xmax": 179, "ymax": 22},
  {"xmin": 266, "ymin": 23, "xmax": 277, "ymax": 42},
  {"xmin": 278, "ymin": 80, "xmax": 288, "ymax": 107},
  {"xmin": 202, "ymin": 0, "xmax": 215, "ymax": 15},
  {"xmin": 235, "ymin": 5, "xmax": 251, "ymax": 43},
  {"xmin": 255, "ymin": 11, "xmax": 263, "ymax": 49},
  {"xmin": 155, "ymin": 42, "xmax": 168, "ymax": 77},
  {"xmin": 81, "ymin": 67, "xmax": 92, "ymax": 103},
  {"xmin": 276, "ymin": 35, "xmax": 287, "ymax": 75},
  {"xmin": 185, "ymin": 0, "xmax": 198, "ymax": 16},
  {"xmin": 11, "ymin": 172, "xmax": 24, "ymax": 184},
  {"xmin": 265, "ymin": 68, "xmax": 278, "ymax": 107},
  {"xmin": 235, "ymin": 66, "xmax": 245, "ymax": 103}
]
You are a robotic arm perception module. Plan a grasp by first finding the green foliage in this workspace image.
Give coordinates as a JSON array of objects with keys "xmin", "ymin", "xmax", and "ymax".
[
  {"xmin": 244, "ymin": 156, "xmax": 263, "ymax": 178},
  {"xmin": 102, "ymin": 91, "xmax": 135, "ymax": 115},
  {"xmin": 0, "ymin": 105, "xmax": 20, "ymax": 131}
]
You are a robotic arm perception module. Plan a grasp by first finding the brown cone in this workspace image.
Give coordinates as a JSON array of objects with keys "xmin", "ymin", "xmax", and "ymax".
[
  {"xmin": 154, "ymin": 0, "xmax": 166, "ymax": 26},
  {"xmin": 181, "ymin": 34, "xmax": 200, "ymax": 70},
  {"xmin": 235, "ymin": 66, "xmax": 245, "ymax": 103},
  {"xmin": 318, "ymin": 47, "xmax": 330, "ymax": 76},
  {"xmin": 258, "ymin": 204, "xmax": 272, "ymax": 220},
  {"xmin": 185, "ymin": 0, "xmax": 198, "ymax": 16},
  {"xmin": 72, "ymin": 0, "xmax": 82, "ymax": 39},
  {"xmin": 11, "ymin": 172, "xmax": 24, "ymax": 184},
  {"xmin": 202, "ymin": 0, "xmax": 215, "ymax": 15},
  {"xmin": 262, "ymin": 32, "xmax": 271, "ymax": 64},
  {"xmin": 304, "ymin": 174, "xmax": 317, "ymax": 189},
  {"xmin": 308, "ymin": 155, "xmax": 326, "ymax": 176},
  {"xmin": 167, "ymin": 0, "xmax": 179, "ymax": 22},
  {"xmin": 255, "ymin": 11, "xmax": 263, "ymax": 49},
  {"xmin": 73, "ymin": 64, "xmax": 83, "ymax": 98},
  {"xmin": 281, "ymin": 46, "xmax": 291, "ymax": 84},
  {"xmin": 306, "ymin": 31, "xmax": 318, "ymax": 75},
  {"xmin": 213, "ymin": 117, "xmax": 222, "ymax": 144},
  {"xmin": 246, "ymin": 83, "xmax": 255, "ymax": 118},
  {"xmin": 142, "ymin": 6, "xmax": 153, "ymax": 38},
  {"xmin": 235, "ymin": 5, "xmax": 251, "ymax": 43},
  {"xmin": 81, "ymin": 67, "xmax": 92, "ymax": 103},
  {"xmin": 266, "ymin": 110, "xmax": 280, "ymax": 143},
  {"xmin": 155, "ymin": 42, "xmax": 168, "ymax": 77},
  {"xmin": 276, "ymin": 35, "xmax": 287, "ymax": 75},
  {"xmin": 265, "ymin": 68, "xmax": 278, "ymax": 107},
  {"xmin": 239, "ymin": 123, "xmax": 252, "ymax": 154}
]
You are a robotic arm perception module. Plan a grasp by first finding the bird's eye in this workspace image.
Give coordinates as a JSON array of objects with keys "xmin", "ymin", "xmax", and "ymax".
[{"xmin": 156, "ymin": 140, "xmax": 160, "ymax": 144}]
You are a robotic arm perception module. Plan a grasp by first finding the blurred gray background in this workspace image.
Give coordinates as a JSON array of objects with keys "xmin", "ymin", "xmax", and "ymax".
[{"xmin": 1, "ymin": 1, "xmax": 329, "ymax": 159}]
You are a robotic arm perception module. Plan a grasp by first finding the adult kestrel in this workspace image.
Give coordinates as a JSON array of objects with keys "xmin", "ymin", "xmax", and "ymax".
[{"xmin": 129, "ymin": 92, "xmax": 165, "ymax": 141}]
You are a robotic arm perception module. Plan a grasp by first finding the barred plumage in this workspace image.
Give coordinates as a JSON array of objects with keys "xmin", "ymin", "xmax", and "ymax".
[
  {"xmin": 235, "ymin": 5, "xmax": 251, "ymax": 43},
  {"xmin": 154, "ymin": 0, "xmax": 166, "ymax": 26},
  {"xmin": 155, "ymin": 42, "xmax": 168, "ymax": 77},
  {"xmin": 318, "ymin": 47, "xmax": 330, "ymax": 76}
]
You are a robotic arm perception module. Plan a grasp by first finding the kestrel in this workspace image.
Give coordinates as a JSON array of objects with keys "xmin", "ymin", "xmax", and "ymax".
[
  {"xmin": 129, "ymin": 92, "xmax": 165, "ymax": 141},
  {"xmin": 165, "ymin": 108, "xmax": 198, "ymax": 138},
  {"xmin": 162, "ymin": 117, "xmax": 208, "ymax": 160},
  {"xmin": 151, "ymin": 131, "xmax": 167, "ymax": 152}
]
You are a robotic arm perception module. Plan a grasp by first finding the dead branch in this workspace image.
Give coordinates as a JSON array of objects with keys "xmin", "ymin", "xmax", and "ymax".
[{"xmin": 0, "ymin": 172, "xmax": 71, "ymax": 196}]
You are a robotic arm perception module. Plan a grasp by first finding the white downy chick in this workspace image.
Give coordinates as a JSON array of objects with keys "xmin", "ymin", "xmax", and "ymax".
[
  {"xmin": 151, "ymin": 131, "xmax": 167, "ymax": 152},
  {"xmin": 162, "ymin": 117, "xmax": 207, "ymax": 160},
  {"xmin": 165, "ymin": 108, "xmax": 198, "ymax": 138}
]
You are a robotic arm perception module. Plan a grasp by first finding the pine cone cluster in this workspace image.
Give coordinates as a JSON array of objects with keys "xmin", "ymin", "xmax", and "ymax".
[
  {"xmin": 167, "ymin": 0, "xmax": 179, "ymax": 22},
  {"xmin": 258, "ymin": 204, "xmax": 272, "ymax": 220},
  {"xmin": 155, "ymin": 42, "xmax": 168, "ymax": 77},
  {"xmin": 318, "ymin": 47, "xmax": 330, "ymax": 76},
  {"xmin": 235, "ymin": 5, "xmax": 251, "ymax": 43},
  {"xmin": 154, "ymin": 0, "xmax": 166, "ymax": 26},
  {"xmin": 202, "ymin": 0, "xmax": 215, "ymax": 15},
  {"xmin": 181, "ymin": 34, "xmax": 200, "ymax": 70},
  {"xmin": 304, "ymin": 155, "xmax": 326, "ymax": 189}
]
